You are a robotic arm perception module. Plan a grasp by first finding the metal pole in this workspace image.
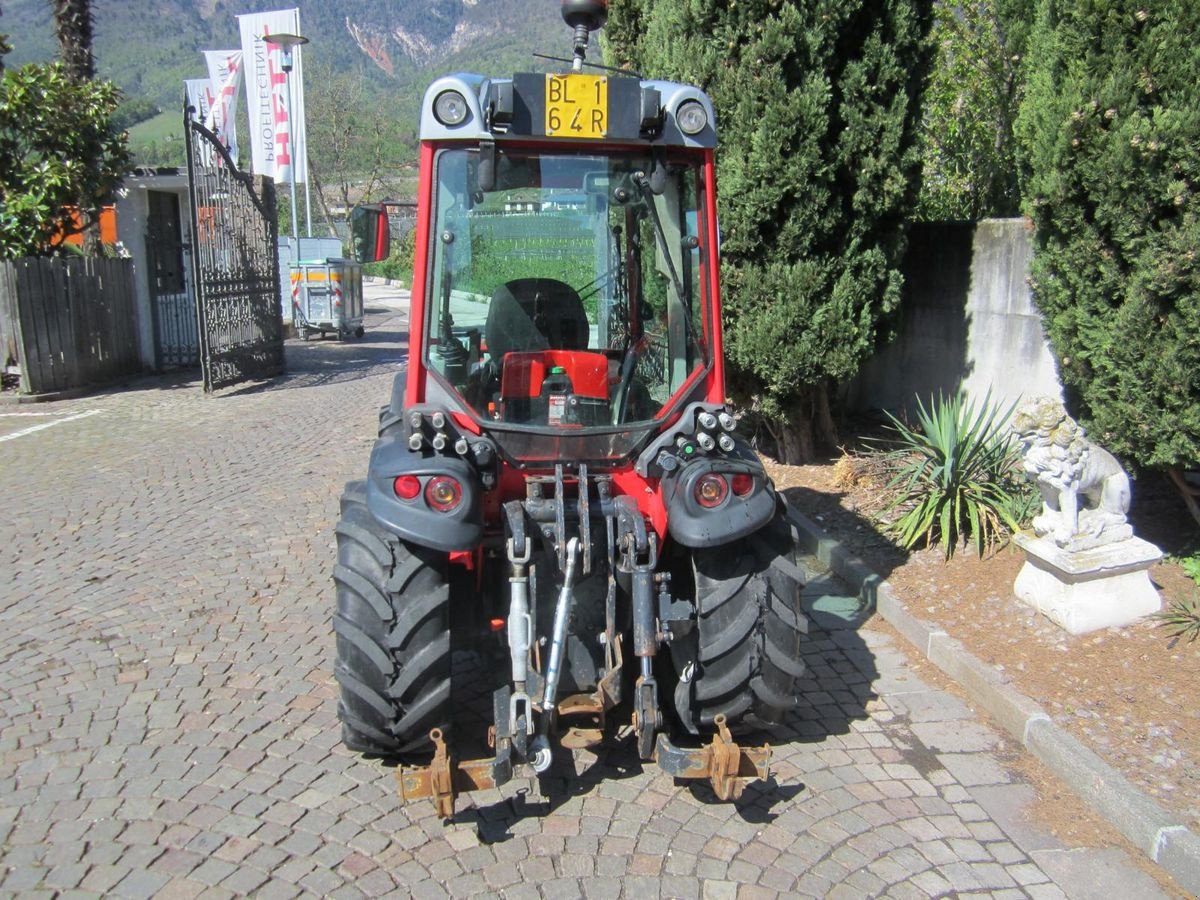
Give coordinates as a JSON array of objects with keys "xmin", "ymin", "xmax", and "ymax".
[
  {"xmin": 304, "ymin": 179, "xmax": 312, "ymax": 238},
  {"xmin": 286, "ymin": 69, "xmax": 300, "ymax": 243}
]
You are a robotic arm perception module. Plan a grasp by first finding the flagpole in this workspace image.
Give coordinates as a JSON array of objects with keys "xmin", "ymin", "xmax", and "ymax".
[{"xmin": 305, "ymin": 177, "xmax": 313, "ymax": 238}]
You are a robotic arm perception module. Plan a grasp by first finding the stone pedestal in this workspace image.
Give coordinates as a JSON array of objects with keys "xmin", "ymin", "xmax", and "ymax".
[{"xmin": 1013, "ymin": 531, "xmax": 1162, "ymax": 635}]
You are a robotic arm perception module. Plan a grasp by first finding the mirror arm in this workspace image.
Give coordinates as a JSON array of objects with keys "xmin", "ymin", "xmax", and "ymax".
[{"xmin": 478, "ymin": 141, "xmax": 496, "ymax": 193}]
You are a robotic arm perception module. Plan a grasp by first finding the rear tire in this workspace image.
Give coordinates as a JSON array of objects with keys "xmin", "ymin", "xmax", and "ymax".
[
  {"xmin": 688, "ymin": 509, "xmax": 807, "ymax": 732},
  {"xmin": 333, "ymin": 481, "xmax": 452, "ymax": 757}
]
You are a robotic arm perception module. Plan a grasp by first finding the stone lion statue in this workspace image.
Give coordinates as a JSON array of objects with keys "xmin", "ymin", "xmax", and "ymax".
[{"xmin": 1010, "ymin": 396, "xmax": 1131, "ymax": 548}]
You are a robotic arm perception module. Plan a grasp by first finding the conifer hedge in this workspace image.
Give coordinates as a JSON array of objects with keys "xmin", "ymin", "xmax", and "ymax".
[
  {"xmin": 606, "ymin": 1, "xmax": 932, "ymax": 461},
  {"xmin": 1016, "ymin": 1, "xmax": 1200, "ymax": 471}
]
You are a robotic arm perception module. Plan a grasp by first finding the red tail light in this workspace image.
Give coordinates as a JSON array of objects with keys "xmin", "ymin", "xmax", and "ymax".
[
  {"xmin": 731, "ymin": 473, "xmax": 754, "ymax": 496},
  {"xmin": 393, "ymin": 475, "xmax": 421, "ymax": 500},
  {"xmin": 694, "ymin": 473, "xmax": 729, "ymax": 508},
  {"xmin": 425, "ymin": 475, "xmax": 463, "ymax": 512}
]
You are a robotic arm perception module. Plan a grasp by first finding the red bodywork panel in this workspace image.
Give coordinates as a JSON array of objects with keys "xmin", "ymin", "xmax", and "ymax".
[
  {"xmin": 499, "ymin": 350, "xmax": 613, "ymax": 400},
  {"xmin": 405, "ymin": 142, "xmax": 437, "ymax": 409},
  {"xmin": 701, "ymin": 148, "xmax": 726, "ymax": 404}
]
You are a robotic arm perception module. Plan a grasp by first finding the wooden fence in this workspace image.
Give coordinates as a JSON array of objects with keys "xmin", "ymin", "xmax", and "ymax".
[{"xmin": 0, "ymin": 256, "xmax": 142, "ymax": 395}]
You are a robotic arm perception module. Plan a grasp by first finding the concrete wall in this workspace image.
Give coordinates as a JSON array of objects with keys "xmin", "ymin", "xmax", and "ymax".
[{"xmin": 843, "ymin": 218, "xmax": 1063, "ymax": 417}]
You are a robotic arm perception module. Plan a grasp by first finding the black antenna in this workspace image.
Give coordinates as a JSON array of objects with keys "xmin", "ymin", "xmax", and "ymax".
[{"xmin": 532, "ymin": 52, "xmax": 641, "ymax": 78}]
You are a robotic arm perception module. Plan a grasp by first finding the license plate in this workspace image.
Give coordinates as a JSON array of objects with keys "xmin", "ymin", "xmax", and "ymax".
[{"xmin": 545, "ymin": 74, "xmax": 608, "ymax": 139}]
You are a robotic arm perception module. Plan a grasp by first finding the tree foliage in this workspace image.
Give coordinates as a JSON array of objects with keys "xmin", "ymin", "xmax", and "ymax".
[
  {"xmin": 916, "ymin": 0, "xmax": 1032, "ymax": 220},
  {"xmin": 304, "ymin": 61, "xmax": 413, "ymax": 221},
  {"xmin": 0, "ymin": 61, "xmax": 130, "ymax": 258},
  {"xmin": 1015, "ymin": 1, "xmax": 1200, "ymax": 472},
  {"xmin": 605, "ymin": 0, "xmax": 933, "ymax": 462}
]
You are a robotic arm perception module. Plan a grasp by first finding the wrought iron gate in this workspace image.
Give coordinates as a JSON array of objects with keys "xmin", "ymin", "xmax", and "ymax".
[{"xmin": 184, "ymin": 113, "xmax": 284, "ymax": 392}]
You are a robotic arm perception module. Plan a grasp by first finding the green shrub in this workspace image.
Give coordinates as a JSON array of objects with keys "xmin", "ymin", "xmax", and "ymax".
[
  {"xmin": 1015, "ymin": 1, "xmax": 1200, "ymax": 472},
  {"xmin": 605, "ymin": 0, "xmax": 933, "ymax": 461},
  {"xmin": 1178, "ymin": 553, "xmax": 1200, "ymax": 586},
  {"xmin": 0, "ymin": 62, "xmax": 130, "ymax": 257},
  {"xmin": 1154, "ymin": 551, "xmax": 1200, "ymax": 643},
  {"xmin": 875, "ymin": 393, "xmax": 1026, "ymax": 558},
  {"xmin": 364, "ymin": 227, "xmax": 417, "ymax": 287}
]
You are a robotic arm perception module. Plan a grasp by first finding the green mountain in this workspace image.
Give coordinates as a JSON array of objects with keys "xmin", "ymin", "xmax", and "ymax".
[
  {"xmin": 4, "ymin": 1, "xmax": 575, "ymax": 132},
  {"xmin": 4, "ymin": 1, "xmax": 602, "ymax": 188}
]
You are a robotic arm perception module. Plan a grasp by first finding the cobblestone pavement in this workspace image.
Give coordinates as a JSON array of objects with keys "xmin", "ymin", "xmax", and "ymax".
[{"xmin": 0, "ymin": 284, "xmax": 1171, "ymax": 898}]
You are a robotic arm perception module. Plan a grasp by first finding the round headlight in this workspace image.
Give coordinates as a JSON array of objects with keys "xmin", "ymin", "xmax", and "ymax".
[
  {"xmin": 425, "ymin": 475, "xmax": 463, "ymax": 513},
  {"xmin": 694, "ymin": 473, "xmax": 729, "ymax": 509},
  {"xmin": 433, "ymin": 90, "xmax": 469, "ymax": 126},
  {"xmin": 676, "ymin": 100, "xmax": 708, "ymax": 136}
]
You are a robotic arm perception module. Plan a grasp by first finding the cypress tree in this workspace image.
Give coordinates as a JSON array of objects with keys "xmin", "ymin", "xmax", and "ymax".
[
  {"xmin": 917, "ymin": 0, "xmax": 1033, "ymax": 220},
  {"xmin": 1016, "ymin": 2, "xmax": 1200, "ymax": 500},
  {"xmin": 607, "ymin": 1, "xmax": 933, "ymax": 461}
]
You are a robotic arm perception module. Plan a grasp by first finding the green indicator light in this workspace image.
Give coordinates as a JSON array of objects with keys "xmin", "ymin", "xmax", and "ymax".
[{"xmin": 550, "ymin": 366, "xmax": 565, "ymax": 374}]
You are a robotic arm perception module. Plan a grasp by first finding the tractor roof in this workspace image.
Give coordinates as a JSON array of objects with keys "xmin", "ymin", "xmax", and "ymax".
[{"xmin": 418, "ymin": 73, "xmax": 717, "ymax": 150}]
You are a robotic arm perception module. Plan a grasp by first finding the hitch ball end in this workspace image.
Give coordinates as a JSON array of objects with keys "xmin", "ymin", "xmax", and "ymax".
[{"xmin": 529, "ymin": 736, "xmax": 554, "ymax": 774}]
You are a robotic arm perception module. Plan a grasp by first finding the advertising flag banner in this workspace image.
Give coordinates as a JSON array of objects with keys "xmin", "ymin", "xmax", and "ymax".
[
  {"xmin": 203, "ymin": 50, "xmax": 243, "ymax": 164},
  {"xmin": 237, "ymin": 8, "xmax": 307, "ymax": 185},
  {"xmin": 185, "ymin": 78, "xmax": 220, "ymax": 166},
  {"xmin": 185, "ymin": 78, "xmax": 213, "ymax": 124}
]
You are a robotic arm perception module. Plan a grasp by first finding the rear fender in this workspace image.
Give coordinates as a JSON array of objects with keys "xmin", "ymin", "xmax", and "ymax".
[
  {"xmin": 366, "ymin": 434, "xmax": 483, "ymax": 552},
  {"xmin": 661, "ymin": 457, "xmax": 775, "ymax": 548}
]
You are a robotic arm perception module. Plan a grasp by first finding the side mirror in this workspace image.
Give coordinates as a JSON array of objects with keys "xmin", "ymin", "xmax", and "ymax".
[{"xmin": 350, "ymin": 204, "xmax": 391, "ymax": 263}]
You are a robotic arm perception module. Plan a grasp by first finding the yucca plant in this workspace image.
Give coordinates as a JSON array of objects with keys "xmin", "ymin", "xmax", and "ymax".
[
  {"xmin": 1155, "ymin": 595, "xmax": 1200, "ymax": 644},
  {"xmin": 1156, "ymin": 553, "xmax": 1200, "ymax": 643},
  {"xmin": 877, "ymin": 392, "xmax": 1024, "ymax": 558}
]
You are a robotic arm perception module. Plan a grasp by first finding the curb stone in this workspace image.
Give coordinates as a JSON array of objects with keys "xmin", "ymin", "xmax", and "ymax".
[{"xmin": 784, "ymin": 503, "xmax": 1200, "ymax": 897}]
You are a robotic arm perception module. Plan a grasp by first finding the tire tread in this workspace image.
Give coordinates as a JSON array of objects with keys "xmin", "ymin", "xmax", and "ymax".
[
  {"xmin": 687, "ymin": 508, "xmax": 807, "ymax": 732},
  {"xmin": 333, "ymin": 480, "xmax": 452, "ymax": 758}
]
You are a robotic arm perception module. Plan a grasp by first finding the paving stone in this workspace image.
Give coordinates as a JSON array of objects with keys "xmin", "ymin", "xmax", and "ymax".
[
  {"xmin": 220, "ymin": 867, "xmax": 270, "ymax": 895},
  {"xmin": 1031, "ymin": 848, "xmax": 1169, "ymax": 900},
  {"xmin": 0, "ymin": 303, "xmax": 1171, "ymax": 900},
  {"xmin": 111, "ymin": 867, "xmax": 171, "ymax": 898}
]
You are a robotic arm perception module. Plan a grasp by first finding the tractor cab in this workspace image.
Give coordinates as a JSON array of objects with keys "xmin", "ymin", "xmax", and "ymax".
[
  {"xmin": 428, "ymin": 147, "xmax": 710, "ymax": 434},
  {"xmin": 354, "ymin": 6, "xmax": 722, "ymax": 468}
]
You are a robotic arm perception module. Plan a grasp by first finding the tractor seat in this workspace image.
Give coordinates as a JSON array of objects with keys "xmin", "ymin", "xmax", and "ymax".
[{"xmin": 485, "ymin": 278, "xmax": 588, "ymax": 360}]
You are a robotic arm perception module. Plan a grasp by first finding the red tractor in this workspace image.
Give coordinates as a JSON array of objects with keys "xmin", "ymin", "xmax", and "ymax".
[{"xmin": 338, "ymin": 0, "xmax": 807, "ymax": 817}]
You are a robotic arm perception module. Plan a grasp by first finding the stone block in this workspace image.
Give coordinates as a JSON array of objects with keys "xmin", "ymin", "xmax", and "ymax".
[
  {"xmin": 1024, "ymin": 718, "xmax": 1176, "ymax": 858},
  {"xmin": 1030, "ymin": 847, "xmax": 1170, "ymax": 900},
  {"xmin": 874, "ymin": 583, "xmax": 943, "ymax": 657},
  {"xmin": 926, "ymin": 632, "xmax": 1050, "ymax": 743},
  {"xmin": 1154, "ymin": 826, "xmax": 1200, "ymax": 898},
  {"xmin": 1013, "ymin": 533, "xmax": 1161, "ymax": 634}
]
